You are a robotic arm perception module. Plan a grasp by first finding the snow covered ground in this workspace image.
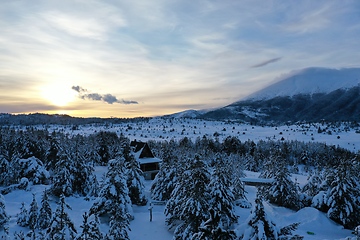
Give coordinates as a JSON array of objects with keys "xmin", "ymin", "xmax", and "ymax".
[
  {"xmin": 2, "ymin": 176, "xmax": 355, "ymax": 239},
  {"xmin": 2, "ymin": 118, "xmax": 360, "ymax": 239},
  {"xmin": 40, "ymin": 118, "xmax": 360, "ymax": 152}
]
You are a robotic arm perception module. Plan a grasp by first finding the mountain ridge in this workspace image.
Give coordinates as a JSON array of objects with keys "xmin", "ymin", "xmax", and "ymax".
[
  {"xmin": 243, "ymin": 67, "xmax": 360, "ymax": 101},
  {"xmin": 191, "ymin": 67, "xmax": 360, "ymax": 123}
]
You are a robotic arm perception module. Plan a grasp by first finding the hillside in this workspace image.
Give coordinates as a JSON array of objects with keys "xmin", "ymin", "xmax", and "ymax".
[
  {"xmin": 245, "ymin": 67, "xmax": 360, "ymax": 100},
  {"xmin": 199, "ymin": 67, "xmax": 360, "ymax": 123}
]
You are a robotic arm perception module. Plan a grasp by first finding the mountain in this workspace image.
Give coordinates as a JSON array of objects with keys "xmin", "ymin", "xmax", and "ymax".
[
  {"xmin": 245, "ymin": 67, "xmax": 360, "ymax": 100},
  {"xmin": 199, "ymin": 67, "xmax": 360, "ymax": 123}
]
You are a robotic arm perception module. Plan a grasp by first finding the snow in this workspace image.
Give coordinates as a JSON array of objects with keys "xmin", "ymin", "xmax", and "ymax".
[
  {"xmin": 1, "ymin": 178, "xmax": 355, "ymax": 239},
  {"xmin": 245, "ymin": 67, "xmax": 360, "ymax": 100},
  {"xmin": 1, "ymin": 118, "xmax": 360, "ymax": 239}
]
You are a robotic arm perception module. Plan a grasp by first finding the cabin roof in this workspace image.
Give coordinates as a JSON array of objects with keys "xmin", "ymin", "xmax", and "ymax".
[{"xmin": 130, "ymin": 140, "xmax": 155, "ymax": 159}]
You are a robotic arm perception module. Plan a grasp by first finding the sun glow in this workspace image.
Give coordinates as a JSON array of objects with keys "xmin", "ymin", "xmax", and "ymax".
[{"xmin": 41, "ymin": 83, "xmax": 77, "ymax": 107}]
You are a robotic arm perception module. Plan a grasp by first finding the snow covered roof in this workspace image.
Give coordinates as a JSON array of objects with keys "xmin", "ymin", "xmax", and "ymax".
[{"xmin": 137, "ymin": 157, "xmax": 162, "ymax": 164}]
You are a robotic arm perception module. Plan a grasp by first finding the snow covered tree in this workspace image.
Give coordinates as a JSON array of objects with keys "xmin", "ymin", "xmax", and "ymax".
[
  {"xmin": 326, "ymin": 160, "xmax": 360, "ymax": 229},
  {"xmin": 70, "ymin": 135, "xmax": 95, "ymax": 196},
  {"xmin": 151, "ymin": 140, "xmax": 179, "ymax": 201},
  {"xmin": 16, "ymin": 202, "xmax": 28, "ymax": 227},
  {"xmin": 13, "ymin": 231, "xmax": 25, "ymax": 240},
  {"xmin": 38, "ymin": 190, "xmax": 52, "ymax": 230},
  {"xmin": 242, "ymin": 195, "xmax": 279, "ymax": 239},
  {"xmin": 45, "ymin": 133, "xmax": 62, "ymax": 173},
  {"xmin": 242, "ymin": 193, "xmax": 301, "ymax": 239},
  {"xmin": 123, "ymin": 147, "xmax": 147, "ymax": 206},
  {"xmin": 193, "ymin": 209, "xmax": 237, "ymax": 240},
  {"xmin": 208, "ymin": 156, "xmax": 238, "ymax": 229},
  {"xmin": 267, "ymin": 156, "xmax": 300, "ymax": 211},
  {"xmin": 85, "ymin": 175, "xmax": 99, "ymax": 198},
  {"xmin": 90, "ymin": 156, "xmax": 132, "ymax": 220},
  {"xmin": 46, "ymin": 194, "xmax": 77, "ymax": 240},
  {"xmin": 50, "ymin": 148, "xmax": 74, "ymax": 197},
  {"xmin": 28, "ymin": 194, "xmax": 39, "ymax": 230},
  {"xmin": 76, "ymin": 212, "xmax": 103, "ymax": 240},
  {"xmin": 16, "ymin": 157, "xmax": 49, "ymax": 185},
  {"xmin": 165, "ymin": 155, "xmax": 211, "ymax": 239},
  {"xmin": 104, "ymin": 205, "xmax": 130, "ymax": 240},
  {"xmin": 302, "ymin": 170, "xmax": 323, "ymax": 198}
]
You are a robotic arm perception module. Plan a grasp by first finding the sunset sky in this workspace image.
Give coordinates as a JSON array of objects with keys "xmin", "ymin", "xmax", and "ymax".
[{"xmin": 1, "ymin": 0, "xmax": 360, "ymax": 118}]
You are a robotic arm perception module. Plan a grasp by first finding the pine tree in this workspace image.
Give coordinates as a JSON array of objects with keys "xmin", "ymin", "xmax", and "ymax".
[
  {"xmin": 28, "ymin": 194, "xmax": 38, "ymax": 230},
  {"xmin": 90, "ymin": 156, "xmax": 133, "ymax": 220},
  {"xmin": 124, "ymin": 150, "xmax": 147, "ymax": 206},
  {"xmin": 88, "ymin": 213, "xmax": 103, "ymax": 240},
  {"xmin": 85, "ymin": 175, "xmax": 99, "ymax": 198},
  {"xmin": 326, "ymin": 160, "xmax": 360, "ymax": 229},
  {"xmin": 267, "ymin": 157, "xmax": 300, "ymax": 211},
  {"xmin": 193, "ymin": 209, "xmax": 237, "ymax": 240},
  {"xmin": 242, "ymin": 193, "xmax": 301, "ymax": 240},
  {"xmin": 50, "ymin": 147, "xmax": 74, "ymax": 197},
  {"xmin": 104, "ymin": 205, "xmax": 130, "ymax": 240},
  {"xmin": 76, "ymin": 212, "xmax": 103, "ymax": 240},
  {"xmin": 70, "ymin": 135, "xmax": 95, "ymax": 196},
  {"xmin": 165, "ymin": 155, "xmax": 211, "ymax": 239},
  {"xmin": 242, "ymin": 195, "xmax": 279, "ymax": 239},
  {"xmin": 208, "ymin": 156, "xmax": 238, "ymax": 229},
  {"xmin": 38, "ymin": 190, "xmax": 52, "ymax": 230},
  {"xmin": 151, "ymin": 141, "xmax": 178, "ymax": 201},
  {"xmin": 302, "ymin": 170, "xmax": 323, "ymax": 198},
  {"xmin": 13, "ymin": 231, "xmax": 25, "ymax": 240},
  {"xmin": 45, "ymin": 133, "xmax": 62, "ymax": 173},
  {"xmin": 17, "ymin": 202, "xmax": 28, "ymax": 227},
  {"xmin": 46, "ymin": 194, "xmax": 77, "ymax": 240}
]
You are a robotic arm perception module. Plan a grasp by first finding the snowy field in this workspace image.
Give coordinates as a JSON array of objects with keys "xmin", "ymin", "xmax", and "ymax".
[
  {"xmin": 2, "ymin": 175, "xmax": 355, "ymax": 239},
  {"xmin": 2, "ymin": 118, "xmax": 360, "ymax": 239},
  {"xmin": 37, "ymin": 118, "xmax": 360, "ymax": 152}
]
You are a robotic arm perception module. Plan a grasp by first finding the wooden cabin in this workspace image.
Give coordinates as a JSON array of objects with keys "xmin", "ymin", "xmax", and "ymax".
[{"xmin": 130, "ymin": 140, "xmax": 162, "ymax": 180}]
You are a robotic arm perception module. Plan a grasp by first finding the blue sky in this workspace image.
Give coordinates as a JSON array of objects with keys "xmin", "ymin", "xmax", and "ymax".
[{"xmin": 1, "ymin": 0, "xmax": 359, "ymax": 117}]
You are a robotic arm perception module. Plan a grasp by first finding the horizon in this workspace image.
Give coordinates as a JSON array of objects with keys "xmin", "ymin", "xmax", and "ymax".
[{"xmin": 1, "ymin": 1, "xmax": 360, "ymax": 118}]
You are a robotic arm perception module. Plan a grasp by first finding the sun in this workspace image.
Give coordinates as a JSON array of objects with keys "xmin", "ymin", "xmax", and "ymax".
[{"xmin": 41, "ymin": 83, "xmax": 77, "ymax": 107}]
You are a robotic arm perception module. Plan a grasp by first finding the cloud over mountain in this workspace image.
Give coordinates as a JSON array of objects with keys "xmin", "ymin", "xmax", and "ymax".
[{"xmin": 72, "ymin": 86, "xmax": 138, "ymax": 105}]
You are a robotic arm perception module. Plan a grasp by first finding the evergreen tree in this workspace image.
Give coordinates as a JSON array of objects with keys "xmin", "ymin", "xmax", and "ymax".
[
  {"xmin": 88, "ymin": 213, "xmax": 103, "ymax": 240},
  {"xmin": 70, "ymin": 135, "xmax": 95, "ymax": 196},
  {"xmin": 90, "ymin": 156, "xmax": 133, "ymax": 220},
  {"xmin": 45, "ymin": 133, "xmax": 62, "ymax": 173},
  {"xmin": 242, "ymin": 193, "xmax": 301, "ymax": 240},
  {"xmin": 165, "ymin": 155, "xmax": 211, "ymax": 239},
  {"xmin": 46, "ymin": 194, "xmax": 77, "ymax": 240},
  {"xmin": 242, "ymin": 195, "xmax": 279, "ymax": 239},
  {"xmin": 326, "ymin": 160, "xmax": 360, "ymax": 229},
  {"xmin": 267, "ymin": 157, "xmax": 300, "ymax": 211},
  {"xmin": 28, "ymin": 194, "xmax": 38, "ymax": 230},
  {"xmin": 17, "ymin": 202, "xmax": 28, "ymax": 227},
  {"xmin": 208, "ymin": 156, "xmax": 238, "ymax": 229},
  {"xmin": 76, "ymin": 212, "xmax": 103, "ymax": 240},
  {"xmin": 151, "ymin": 141, "xmax": 178, "ymax": 201},
  {"xmin": 193, "ymin": 209, "xmax": 237, "ymax": 240},
  {"xmin": 50, "ymin": 147, "xmax": 74, "ymax": 197},
  {"xmin": 38, "ymin": 190, "xmax": 52, "ymax": 230},
  {"xmin": 13, "ymin": 231, "xmax": 25, "ymax": 240},
  {"xmin": 124, "ymin": 148, "xmax": 147, "ymax": 206},
  {"xmin": 104, "ymin": 205, "xmax": 130, "ymax": 240},
  {"xmin": 302, "ymin": 170, "xmax": 323, "ymax": 198},
  {"xmin": 85, "ymin": 175, "xmax": 99, "ymax": 198}
]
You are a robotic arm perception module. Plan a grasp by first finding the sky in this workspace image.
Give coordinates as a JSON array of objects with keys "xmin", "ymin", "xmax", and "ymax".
[{"xmin": 1, "ymin": 0, "xmax": 360, "ymax": 118}]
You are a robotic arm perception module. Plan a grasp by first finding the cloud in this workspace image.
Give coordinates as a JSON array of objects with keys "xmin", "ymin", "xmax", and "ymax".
[
  {"xmin": 71, "ymin": 85, "xmax": 138, "ymax": 105},
  {"xmin": 251, "ymin": 57, "xmax": 282, "ymax": 68}
]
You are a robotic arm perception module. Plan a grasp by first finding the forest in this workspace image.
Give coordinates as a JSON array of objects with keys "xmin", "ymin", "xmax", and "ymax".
[{"xmin": 0, "ymin": 125, "xmax": 359, "ymax": 239}]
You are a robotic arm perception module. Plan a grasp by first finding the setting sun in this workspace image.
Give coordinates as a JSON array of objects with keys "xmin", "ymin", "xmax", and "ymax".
[{"xmin": 40, "ymin": 83, "xmax": 77, "ymax": 107}]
